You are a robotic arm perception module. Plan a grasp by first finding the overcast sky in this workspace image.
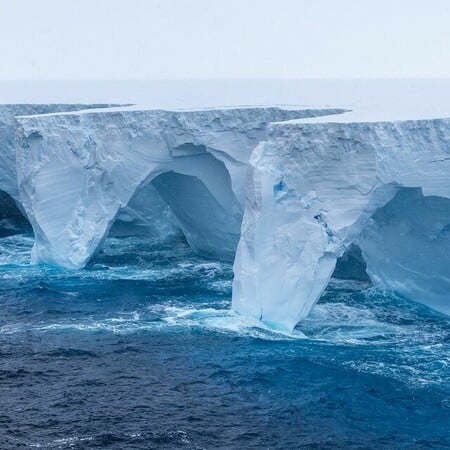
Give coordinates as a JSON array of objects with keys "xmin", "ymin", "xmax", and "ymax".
[{"xmin": 1, "ymin": 0, "xmax": 449, "ymax": 80}]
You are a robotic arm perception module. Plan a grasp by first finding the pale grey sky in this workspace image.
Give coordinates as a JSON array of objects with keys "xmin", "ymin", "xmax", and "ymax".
[{"xmin": 1, "ymin": 0, "xmax": 450, "ymax": 80}]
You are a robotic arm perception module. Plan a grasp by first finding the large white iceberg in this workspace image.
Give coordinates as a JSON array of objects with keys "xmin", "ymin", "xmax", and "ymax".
[
  {"xmin": 232, "ymin": 113, "xmax": 450, "ymax": 330},
  {"xmin": 9, "ymin": 103, "xmax": 450, "ymax": 329},
  {"xmin": 16, "ymin": 106, "xmax": 339, "ymax": 268}
]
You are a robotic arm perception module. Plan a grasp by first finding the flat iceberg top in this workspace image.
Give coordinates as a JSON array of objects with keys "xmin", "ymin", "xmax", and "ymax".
[
  {"xmin": 2, "ymin": 79, "xmax": 450, "ymax": 113},
  {"xmin": 4, "ymin": 79, "xmax": 450, "ymax": 124},
  {"xmin": 16, "ymin": 104, "xmax": 342, "ymax": 119},
  {"xmin": 18, "ymin": 88, "xmax": 450, "ymax": 126},
  {"xmin": 272, "ymin": 102, "xmax": 450, "ymax": 125}
]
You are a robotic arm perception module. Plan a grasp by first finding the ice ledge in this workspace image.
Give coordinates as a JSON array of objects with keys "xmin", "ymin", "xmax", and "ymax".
[{"xmin": 232, "ymin": 117, "xmax": 450, "ymax": 330}]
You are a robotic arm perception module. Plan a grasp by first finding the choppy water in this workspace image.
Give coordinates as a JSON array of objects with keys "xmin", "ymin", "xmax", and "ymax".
[{"xmin": 1, "ymin": 220, "xmax": 449, "ymax": 449}]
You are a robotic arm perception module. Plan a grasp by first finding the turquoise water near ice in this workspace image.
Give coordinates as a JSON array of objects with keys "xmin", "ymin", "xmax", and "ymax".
[{"xmin": 0, "ymin": 220, "xmax": 449, "ymax": 449}]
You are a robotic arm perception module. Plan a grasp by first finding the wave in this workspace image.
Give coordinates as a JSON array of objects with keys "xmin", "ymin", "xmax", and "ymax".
[{"xmin": 1, "ymin": 232, "xmax": 449, "ymax": 389}]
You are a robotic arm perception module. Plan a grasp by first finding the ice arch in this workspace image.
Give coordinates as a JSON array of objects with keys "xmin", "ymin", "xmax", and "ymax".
[
  {"xmin": 232, "ymin": 117, "xmax": 450, "ymax": 330},
  {"xmin": 107, "ymin": 152, "xmax": 241, "ymax": 261},
  {"xmin": 16, "ymin": 107, "xmax": 339, "ymax": 268},
  {"xmin": 357, "ymin": 188, "xmax": 450, "ymax": 316},
  {"xmin": 20, "ymin": 141, "xmax": 241, "ymax": 269},
  {"xmin": 152, "ymin": 171, "xmax": 241, "ymax": 261}
]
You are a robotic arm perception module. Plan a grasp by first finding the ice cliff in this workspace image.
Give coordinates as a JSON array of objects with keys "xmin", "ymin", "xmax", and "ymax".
[
  {"xmin": 16, "ymin": 107, "xmax": 340, "ymax": 269},
  {"xmin": 0, "ymin": 105, "xmax": 115, "ymax": 208},
  {"xmin": 232, "ymin": 114, "xmax": 450, "ymax": 330}
]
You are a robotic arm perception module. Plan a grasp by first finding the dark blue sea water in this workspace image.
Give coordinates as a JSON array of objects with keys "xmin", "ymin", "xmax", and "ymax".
[{"xmin": 0, "ymin": 219, "xmax": 449, "ymax": 449}]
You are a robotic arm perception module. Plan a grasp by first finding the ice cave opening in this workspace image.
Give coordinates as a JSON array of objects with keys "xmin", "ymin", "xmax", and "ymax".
[
  {"xmin": 316, "ymin": 186, "xmax": 450, "ymax": 319},
  {"xmin": 332, "ymin": 244, "xmax": 370, "ymax": 282},
  {"xmin": 152, "ymin": 170, "xmax": 240, "ymax": 261},
  {"xmin": 0, "ymin": 189, "xmax": 31, "ymax": 238},
  {"xmin": 0, "ymin": 190, "xmax": 22, "ymax": 219},
  {"xmin": 356, "ymin": 187, "xmax": 450, "ymax": 316},
  {"xmin": 103, "ymin": 150, "xmax": 243, "ymax": 262},
  {"xmin": 326, "ymin": 186, "xmax": 450, "ymax": 319}
]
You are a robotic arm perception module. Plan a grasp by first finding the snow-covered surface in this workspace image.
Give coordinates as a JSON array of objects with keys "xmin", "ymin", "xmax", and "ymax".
[
  {"xmin": 232, "ymin": 116, "xmax": 450, "ymax": 330},
  {"xmin": 16, "ymin": 107, "xmax": 341, "ymax": 269}
]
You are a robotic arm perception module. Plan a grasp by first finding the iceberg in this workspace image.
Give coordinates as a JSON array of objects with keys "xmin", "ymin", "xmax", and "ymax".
[
  {"xmin": 16, "ymin": 106, "xmax": 341, "ymax": 268},
  {"xmin": 8, "ymin": 102, "xmax": 449, "ymax": 329},
  {"xmin": 232, "ymin": 112, "xmax": 450, "ymax": 330}
]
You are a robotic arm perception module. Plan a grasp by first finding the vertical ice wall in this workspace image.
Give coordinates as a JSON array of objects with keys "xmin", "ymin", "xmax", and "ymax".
[
  {"xmin": 0, "ymin": 105, "xmax": 115, "ymax": 205},
  {"xmin": 232, "ymin": 118, "xmax": 450, "ymax": 330}
]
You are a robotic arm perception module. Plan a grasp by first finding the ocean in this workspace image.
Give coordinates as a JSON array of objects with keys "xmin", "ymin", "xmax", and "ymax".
[{"xmin": 0, "ymin": 218, "xmax": 449, "ymax": 449}]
